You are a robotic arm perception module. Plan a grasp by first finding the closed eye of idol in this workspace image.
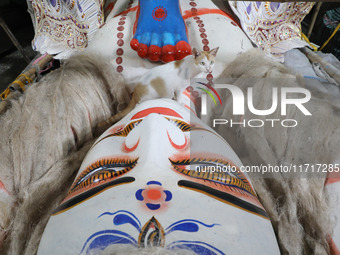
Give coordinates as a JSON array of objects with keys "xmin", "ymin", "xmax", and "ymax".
[
  {"xmin": 170, "ymin": 157, "xmax": 256, "ymax": 197},
  {"xmin": 53, "ymin": 158, "xmax": 138, "ymax": 214},
  {"xmin": 69, "ymin": 158, "xmax": 138, "ymax": 195},
  {"xmin": 170, "ymin": 156, "xmax": 268, "ymax": 218},
  {"xmin": 56, "ymin": 113, "xmax": 193, "ymax": 212}
]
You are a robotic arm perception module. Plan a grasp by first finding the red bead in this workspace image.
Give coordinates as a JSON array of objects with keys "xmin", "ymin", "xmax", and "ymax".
[
  {"xmin": 203, "ymin": 45, "xmax": 210, "ymax": 51},
  {"xmin": 117, "ymin": 39, "xmax": 124, "ymax": 46},
  {"xmin": 117, "ymin": 65, "xmax": 123, "ymax": 72},
  {"xmin": 116, "ymin": 48, "xmax": 124, "ymax": 56},
  {"xmin": 200, "ymin": 33, "xmax": 207, "ymax": 38},
  {"xmin": 116, "ymin": 57, "xmax": 123, "ymax": 64},
  {"xmin": 202, "ymin": 39, "xmax": 209, "ymax": 45}
]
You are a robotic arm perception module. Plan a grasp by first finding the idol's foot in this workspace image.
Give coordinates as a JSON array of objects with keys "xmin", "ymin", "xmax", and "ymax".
[{"xmin": 130, "ymin": 0, "xmax": 191, "ymax": 63}]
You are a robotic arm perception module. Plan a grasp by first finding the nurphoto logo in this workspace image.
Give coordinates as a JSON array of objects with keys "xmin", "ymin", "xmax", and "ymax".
[{"xmin": 198, "ymin": 82, "xmax": 312, "ymax": 128}]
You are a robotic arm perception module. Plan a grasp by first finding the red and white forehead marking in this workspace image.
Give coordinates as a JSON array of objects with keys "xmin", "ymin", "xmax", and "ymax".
[
  {"xmin": 125, "ymin": 115, "xmax": 187, "ymax": 152},
  {"xmin": 135, "ymin": 181, "xmax": 173, "ymax": 211},
  {"xmin": 130, "ymin": 107, "xmax": 184, "ymax": 121}
]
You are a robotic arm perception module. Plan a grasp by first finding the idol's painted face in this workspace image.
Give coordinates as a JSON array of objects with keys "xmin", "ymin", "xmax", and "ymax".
[{"xmin": 38, "ymin": 99, "xmax": 280, "ymax": 255}]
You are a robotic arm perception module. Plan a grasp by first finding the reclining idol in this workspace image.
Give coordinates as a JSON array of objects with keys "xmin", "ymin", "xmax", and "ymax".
[
  {"xmin": 38, "ymin": 99, "xmax": 280, "ymax": 254},
  {"xmin": 3, "ymin": 0, "xmax": 337, "ymax": 254}
]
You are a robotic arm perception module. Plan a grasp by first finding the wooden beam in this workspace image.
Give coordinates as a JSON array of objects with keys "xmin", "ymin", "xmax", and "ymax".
[{"xmin": 0, "ymin": 16, "xmax": 31, "ymax": 64}]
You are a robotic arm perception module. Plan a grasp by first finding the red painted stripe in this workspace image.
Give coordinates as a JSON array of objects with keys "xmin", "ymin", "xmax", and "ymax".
[
  {"xmin": 104, "ymin": 2, "xmax": 115, "ymax": 13},
  {"xmin": 325, "ymin": 178, "xmax": 340, "ymax": 185},
  {"xmin": 325, "ymin": 171, "xmax": 340, "ymax": 185},
  {"xmin": 0, "ymin": 180, "xmax": 9, "ymax": 194},
  {"xmin": 124, "ymin": 138, "xmax": 140, "ymax": 152},
  {"xmin": 329, "ymin": 237, "xmax": 340, "ymax": 255},
  {"xmin": 185, "ymin": 104, "xmax": 196, "ymax": 114},
  {"xmin": 131, "ymin": 107, "xmax": 183, "ymax": 120},
  {"xmin": 167, "ymin": 131, "xmax": 187, "ymax": 150}
]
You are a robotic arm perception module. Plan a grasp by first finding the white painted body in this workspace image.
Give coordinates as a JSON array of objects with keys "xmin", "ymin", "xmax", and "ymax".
[{"xmin": 37, "ymin": 1, "xmax": 280, "ymax": 254}]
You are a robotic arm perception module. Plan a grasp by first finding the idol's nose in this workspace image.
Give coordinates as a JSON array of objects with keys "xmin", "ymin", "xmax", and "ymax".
[{"xmin": 125, "ymin": 113, "xmax": 187, "ymax": 162}]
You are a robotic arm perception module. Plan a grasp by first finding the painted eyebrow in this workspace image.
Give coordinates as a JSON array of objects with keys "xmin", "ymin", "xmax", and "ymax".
[
  {"xmin": 92, "ymin": 118, "xmax": 191, "ymax": 149},
  {"xmin": 93, "ymin": 120, "xmax": 143, "ymax": 148}
]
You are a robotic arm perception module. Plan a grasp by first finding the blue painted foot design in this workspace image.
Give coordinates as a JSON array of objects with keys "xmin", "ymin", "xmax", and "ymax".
[{"xmin": 130, "ymin": 0, "xmax": 191, "ymax": 63}]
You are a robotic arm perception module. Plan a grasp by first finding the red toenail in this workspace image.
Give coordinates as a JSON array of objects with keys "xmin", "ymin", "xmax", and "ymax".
[
  {"xmin": 148, "ymin": 45, "xmax": 162, "ymax": 62},
  {"xmin": 137, "ymin": 44, "xmax": 148, "ymax": 58},
  {"xmin": 130, "ymin": 38, "xmax": 139, "ymax": 50},
  {"xmin": 161, "ymin": 45, "xmax": 175, "ymax": 63},
  {"xmin": 175, "ymin": 41, "xmax": 191, "ymax": 60}
]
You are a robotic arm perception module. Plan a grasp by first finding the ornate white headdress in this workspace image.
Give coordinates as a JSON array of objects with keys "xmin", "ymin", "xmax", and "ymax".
[
  {"xmin": 30, "ymin": 0, "xmax": 104, "ymax": 58},
  {"xmin": 229, "ymin": 1, "xmax": 314, "ymax": 61}
]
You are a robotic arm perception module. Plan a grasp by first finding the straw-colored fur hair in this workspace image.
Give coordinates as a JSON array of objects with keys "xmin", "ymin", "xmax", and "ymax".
[
  {"xmin": 203, "ymin": 48, "xmax": 340, "ymax": 254},
  {"xmin": 0, "ymin": 54, "xmax": 129, "ymax": 254},
  {"xmin": 0, "ymin": 49, "xmax": 338, "ymax": 254}
]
